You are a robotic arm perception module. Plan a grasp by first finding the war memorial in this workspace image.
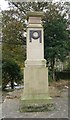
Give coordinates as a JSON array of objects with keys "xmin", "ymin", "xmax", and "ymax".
[{"xmin": 21, "ymin": 11, "xmax": 51, "ymax": 107}]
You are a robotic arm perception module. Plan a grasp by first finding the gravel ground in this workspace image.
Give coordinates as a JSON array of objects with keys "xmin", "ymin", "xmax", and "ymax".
[{"xmin": 1, "ymin": 81, "xmax": 69, "ymax": 119}]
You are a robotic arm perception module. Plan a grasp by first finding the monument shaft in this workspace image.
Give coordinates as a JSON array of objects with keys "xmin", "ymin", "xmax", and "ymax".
[{"xmin": 21, "ymin": 12, "xmax": 50, "ymax": 105}]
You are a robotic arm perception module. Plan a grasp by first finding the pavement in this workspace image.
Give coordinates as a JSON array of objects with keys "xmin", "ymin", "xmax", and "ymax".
[
  {"xmin": 0, "ymin": 80, "xmax": 69, "ymax": 119},
  {"xmin": 2, "ymin": 97, "xmax": 68, "ymax": 118},
  {"xmin": 1, "ymin": 87, "xmax": 68, "ymax": 119}
]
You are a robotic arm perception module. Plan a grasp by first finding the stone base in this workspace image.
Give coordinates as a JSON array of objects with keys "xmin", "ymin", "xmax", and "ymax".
[
  {"xmin": 20, "ymin": 98, "xmax": 53, "ymax": 112},
  {"xmin": 21, "ymin": 67, "xmax": 51, "ymax": 106},
  {"xmin": 21, "ymin": 97, "xmax": 52, "ymax": 107}
]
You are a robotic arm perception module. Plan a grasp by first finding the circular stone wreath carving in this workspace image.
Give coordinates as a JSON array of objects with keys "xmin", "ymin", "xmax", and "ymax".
[{"xmin": 32, "ymin": 31, "xmax": 39, "ymax": 39}]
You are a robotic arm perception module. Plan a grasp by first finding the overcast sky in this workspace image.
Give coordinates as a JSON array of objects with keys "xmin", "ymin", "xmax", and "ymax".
[
  {"xmin": 0, "ymin": 0, "xmax": 8, "ymax": 10},
  {"xmin": 0, "ymin": 0, "xmax": 60, "ymax": 10},
  {"xmin": 0, "ymin": 0, "xmax": 70, "ymax": 10}
]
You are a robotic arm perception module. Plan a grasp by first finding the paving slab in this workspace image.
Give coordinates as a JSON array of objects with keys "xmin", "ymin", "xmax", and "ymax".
[{"xmin": 2, "ymin": 88, "xmax": 68, "ymax": 119}]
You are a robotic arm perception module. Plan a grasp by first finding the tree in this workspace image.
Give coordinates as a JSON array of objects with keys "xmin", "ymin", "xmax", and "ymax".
[
  {"xmin": 0, "ymin": 11, "xmax": 2, "ymax": 86},
  {"xmin": 2, "ymin": 2, "xmax": 69, "ymax": 80},
  {"xmin": 2, "ymin": 2, "xmax": 49, "ymax": 66},
  {"xmin": 2, "ymin": 59, "xmax": 23, "ymax": 90},
  {"xmin": 2, "ymin": 10, "xmax": 26, "ymax": 67},
  {"xmin": 43, "ymin": 3, "xmax": 69, "ymax": 79}
]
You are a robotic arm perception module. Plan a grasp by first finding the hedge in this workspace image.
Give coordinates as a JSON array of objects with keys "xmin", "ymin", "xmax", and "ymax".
[{"xmin": 55, "ymin": 70, "xmax": 70, "ymax": 80}]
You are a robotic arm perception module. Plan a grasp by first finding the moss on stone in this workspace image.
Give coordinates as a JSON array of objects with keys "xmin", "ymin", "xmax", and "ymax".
[{"xmin": 20, "ymin": 103, "xmax": 55, "ymax": 112}]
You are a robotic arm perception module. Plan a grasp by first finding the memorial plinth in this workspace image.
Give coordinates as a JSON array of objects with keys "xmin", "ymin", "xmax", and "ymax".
[{"xmin": 21, "ymin": 12, "xmax": 51, "ymax": 106}]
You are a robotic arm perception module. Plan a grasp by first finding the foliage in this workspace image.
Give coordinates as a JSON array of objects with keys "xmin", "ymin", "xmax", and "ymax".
[
  {"xmin": 2, "ymin": 10, "xmax": 26, "ymax": 67},
  {"xmin": 55, "ymin": 71, "xmax": 70, "ymax": 80},
  {"xmin": 0, "ymin": 44, "xmax": 2, "ymax": 86},
  {"xmin": 2, "ymin": 59, "xmax": 23, "ymax": 90},
  {"xmin": 43, "ymin": 3, "xmax": 69, "ymax": 79},
  {"xmin": 11, "ymin": 2, "xmax": 69, "ymax": 78},
  {"xmin": 0, "ymin": 63, "xmax": 2, "ymax": 86},
  {"xmin": 2, "ymin": 2, "xmax": 70, "ymax": 80},
  {"xmin": 66, "ymin": 61, "xmax": 70, "ymax": 70}
]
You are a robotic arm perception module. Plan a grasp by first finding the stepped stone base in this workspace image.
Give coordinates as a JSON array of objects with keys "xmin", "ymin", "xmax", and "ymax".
[{"xmin": 21, "ymin": 67, "xmax": 52, "ymax": 106}]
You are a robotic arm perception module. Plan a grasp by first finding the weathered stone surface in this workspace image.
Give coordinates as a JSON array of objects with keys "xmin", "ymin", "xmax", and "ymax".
[
  {"xmin": 21, "ymin": 12, "xmax": 50, "ymax": 106},
  {"xmin": 21, "ymin": 67, "xmax": 49, "ymax": 100}
]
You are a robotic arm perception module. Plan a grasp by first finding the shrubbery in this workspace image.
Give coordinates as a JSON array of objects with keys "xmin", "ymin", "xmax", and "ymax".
[
  {"xmin": 2, "ymin": 59, "xmax": 23, "ymax": 90},
  {"xmin": 55, "ymin": 70, "xmax": 70, "ymax": 80}
]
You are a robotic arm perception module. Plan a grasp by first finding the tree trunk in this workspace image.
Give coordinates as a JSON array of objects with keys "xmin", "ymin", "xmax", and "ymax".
[
  {"xmin": 11, "ymin": 80, "xmax": 14, "ymax": 89},
  {"xmin": 52, "ymin": 67, "xmax": 55, "ymax": 80},
  {"xmin": 51, "ymin": 58, "xmax": 55, "ymax": 80}
]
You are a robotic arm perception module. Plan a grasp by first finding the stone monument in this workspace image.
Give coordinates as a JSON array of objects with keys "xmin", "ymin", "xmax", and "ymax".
[{"xmin": 21, "ymin": 12, "xmax": 51, "ymax": 106}]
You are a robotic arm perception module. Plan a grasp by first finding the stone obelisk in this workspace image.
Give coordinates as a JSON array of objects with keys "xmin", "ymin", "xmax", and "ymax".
[{"xmin": 21, "ymin": 12, "xmax": 51, "ymax": 105}]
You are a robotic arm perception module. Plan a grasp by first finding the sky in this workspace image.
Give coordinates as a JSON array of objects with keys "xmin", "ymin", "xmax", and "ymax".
[
  {"xmin": 0, "ymin": 0, "xmax": 61, "ymax": 10},
  {"xmin": 0, "ymin": 0, "xmax": 8, "ymax": 10},
  {"xmin": 0, "ymin": 0, "xmax": 70, "ymax": 10}
]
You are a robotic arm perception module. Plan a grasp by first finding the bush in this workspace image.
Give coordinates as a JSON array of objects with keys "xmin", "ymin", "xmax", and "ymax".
[
  {"xmin": 2, "ymin": 59, "xmax": 23, "ymax": 90},
  {"xmin": 0, "ymin": 61, "xmax": 2, "ymax": 86},
  {"xmin": 48, "ymin": 69, "xmax": 53, "ymax": 82},
  {"xmin": 55, "ymin": 70, "xmax": 70, "ymax": 80},
  {"xmin": 67, "ymin": 62, "xmax": 70, "ymax": 71}
]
